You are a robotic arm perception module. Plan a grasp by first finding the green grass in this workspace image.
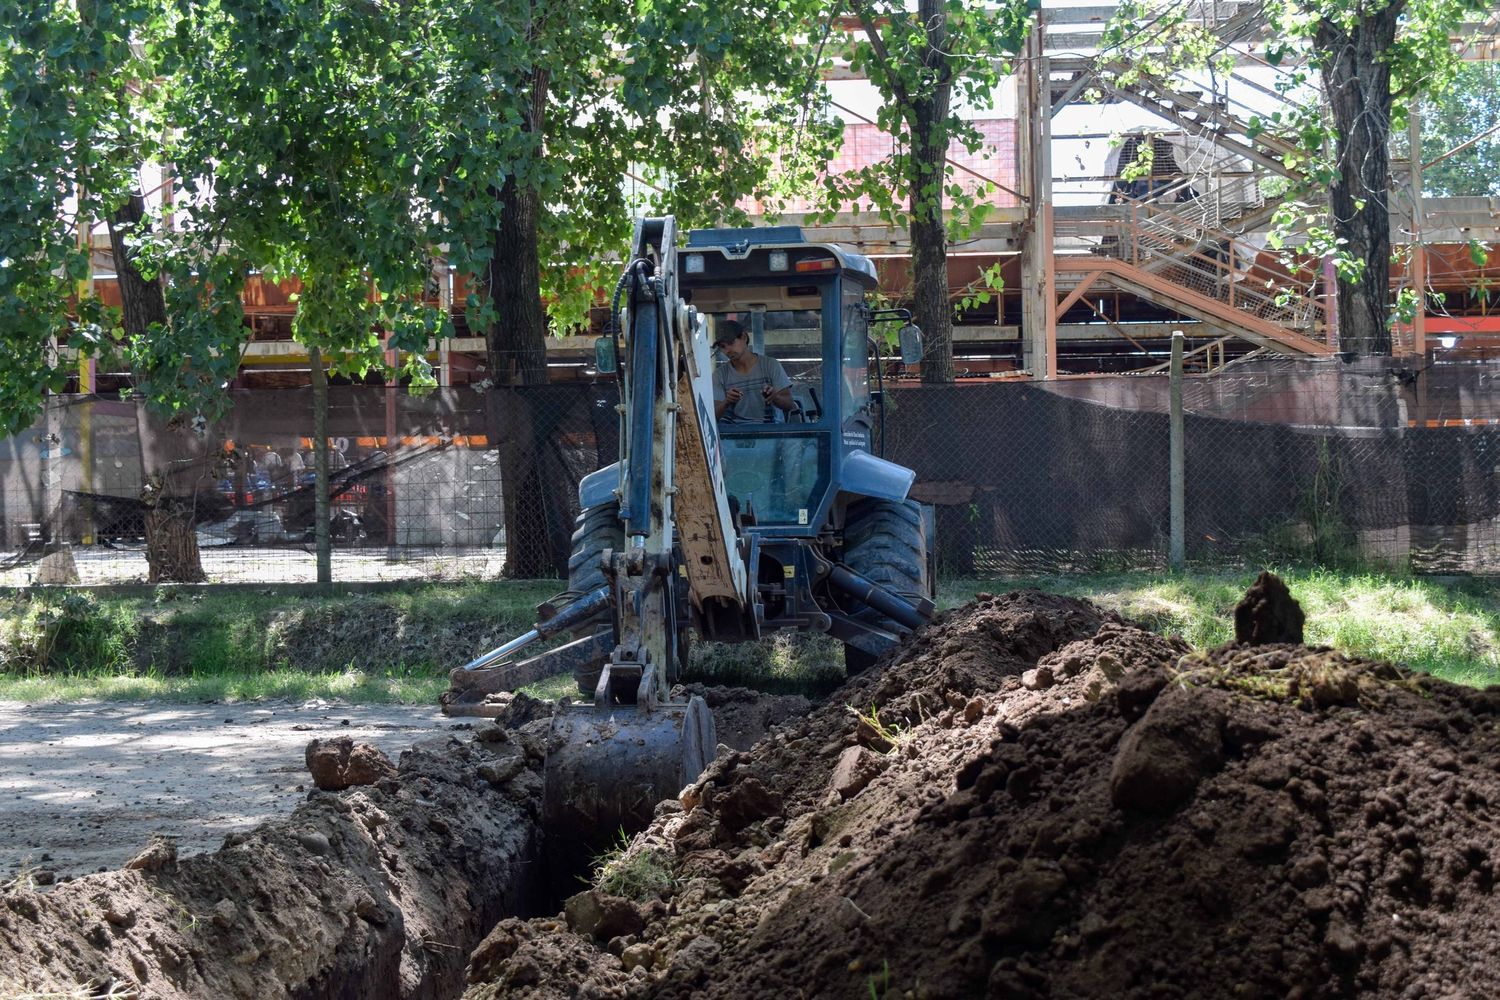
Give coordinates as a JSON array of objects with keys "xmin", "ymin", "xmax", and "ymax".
[
  {"xmin": 945, "ymin": 567, "xmax": 1500, "ymax": 689},
  {"xmin": 517, "ymin": 672, "xmax": 583, "ymax": 702},
  {"xmin": 0, "ymin": 581, "xmax": 555, "ymax": 704},
  {"xmin": 0, "ymin": 666, "xmax": 448, "ymax": 704},
  {"xmin": 2, "ymin": 568, "xmax": 1496, "ymax": 704},
  {"xmin": 687, "ymin": 631, "xmax": 846, "ymax": 695}
]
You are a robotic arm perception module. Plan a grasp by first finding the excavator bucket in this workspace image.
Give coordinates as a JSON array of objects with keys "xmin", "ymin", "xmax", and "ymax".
[{"xmin": 541, "ymin": 694, "xmax": 715, "ymax": 864}]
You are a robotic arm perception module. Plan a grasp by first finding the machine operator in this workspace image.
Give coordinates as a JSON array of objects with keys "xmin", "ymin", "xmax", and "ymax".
[{"xmin": 712, "ymin": 319, "xmax": 794, "ymax": 423}]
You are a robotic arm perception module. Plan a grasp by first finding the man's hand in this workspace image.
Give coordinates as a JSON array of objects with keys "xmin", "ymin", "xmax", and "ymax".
[
  {"xmin": 715, "ymin": 387, "xmax": 742, "ymax": 419},
  {"xmin": 763, "ymin": 384, "xmax": 793, "ymax": 411}
]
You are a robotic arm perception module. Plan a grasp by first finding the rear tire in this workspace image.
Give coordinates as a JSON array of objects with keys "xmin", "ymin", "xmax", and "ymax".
[
  {"xmin": 841, "ymin": 497, "xmax": 932, "ymax": 675},
  {"xmin": 568, "ymin": 502, "xmax": 623, "ymax": 695}
]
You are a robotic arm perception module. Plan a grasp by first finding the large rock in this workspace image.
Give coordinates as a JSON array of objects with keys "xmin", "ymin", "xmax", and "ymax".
[
  {"xmin": 37, "ymin": 548, "xmax": 79, "ymax": 585},
  {"xmin": 304, "ymin": 736, "xmax": 396, "ymax": 791}
]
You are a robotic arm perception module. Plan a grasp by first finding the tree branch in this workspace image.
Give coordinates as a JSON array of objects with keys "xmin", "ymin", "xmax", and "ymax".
[{"xmin": 855, "ymin": 3, "xmax": 913, "ymax": 110}]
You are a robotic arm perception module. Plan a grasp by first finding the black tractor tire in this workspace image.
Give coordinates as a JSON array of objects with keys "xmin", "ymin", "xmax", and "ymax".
[
  {"xmin": 568, "ymin": 502, "xmax": 623, "ymax": 597},
  {"xmin": 567, "ymin": 502, "xmax": 623, "ymax": 694},
  {"xmin": 841, "ymin": 497, "xmax": 932, "ymax": 675}
]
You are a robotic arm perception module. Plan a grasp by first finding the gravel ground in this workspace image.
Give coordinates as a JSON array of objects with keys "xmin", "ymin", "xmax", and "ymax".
[
  {"xmin": 0, "ymin": 699, "xmax": 456, "ymax": 883},
  {"xmin": 0, "ymin": 544, "xmax": 509, "ymax": 586}
]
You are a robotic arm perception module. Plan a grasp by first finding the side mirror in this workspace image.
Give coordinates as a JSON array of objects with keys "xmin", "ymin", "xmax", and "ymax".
[
  {"xmin": 594, "ymin": 336, "xmax": 618, "ymax": 374},
  {"xmin": 898, "ymin": 323, "xmax": 923, "ymax": 365}
]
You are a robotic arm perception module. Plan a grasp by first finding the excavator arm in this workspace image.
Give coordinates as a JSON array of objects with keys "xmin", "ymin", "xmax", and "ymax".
[
  {"xmin": 603, "ymin": 217, "xmax": 753, "ymax": 708},
  {"xmin": 445, "ymin": 216, "xmax": 934, "ymax": 870}
]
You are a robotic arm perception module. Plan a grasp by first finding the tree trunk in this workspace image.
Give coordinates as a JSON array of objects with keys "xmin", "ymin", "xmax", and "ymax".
[
  {"xmin": 107, "ymin": 193, "xmax": 167, "ymax": 332},
  {"xmin": 144, "ymin": 504, "xmax": 205, "ymax": 583},
  {"xmin": 907, "ymin": 0, "xmax": 955, "ymax": 384},
  {"xmin": 1316, "ymin": 2, "xmax": 1403, "ymax": 356},
  {"xmin": 310, "ymin": 346, "xmax": 332, "ymax": 586},
  {"xmin": 485, "ymin": 63, "xmax": 558, "ymax": 579},
  {"xmin": 485, "ymin": 177, "xmax": 550, "ymax": 387},
  {"xmin": 909, "ymin": 192, "xmax": 954, "ymax": 384},
  {"xmin": 109, "ymin": 190, "xmax": 210, "ymax": 583}
]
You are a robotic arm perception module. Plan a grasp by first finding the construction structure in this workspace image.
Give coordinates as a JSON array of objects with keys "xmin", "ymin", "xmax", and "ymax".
[{"xmin": 71, "ymin": 3, "xmax": 1500, "ymax": 388}]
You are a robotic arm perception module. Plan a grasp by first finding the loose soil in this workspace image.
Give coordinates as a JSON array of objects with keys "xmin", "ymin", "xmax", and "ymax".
[
  {"xmin": 9, "ymin": 588, "xmax": 1500, "ymax": 1000},
  {"xmin": 0, "ymin": 725, "xmax": 546, "ymax": 999},
  {"xmin": 463, "ymin": 590, "xmax": 1500, "ymax": 1000}
]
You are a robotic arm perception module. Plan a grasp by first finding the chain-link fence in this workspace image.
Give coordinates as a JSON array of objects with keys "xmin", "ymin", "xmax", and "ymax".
[{"xmin": 3, "ymin": 357, "xmax": 1497, "ymax": 586}]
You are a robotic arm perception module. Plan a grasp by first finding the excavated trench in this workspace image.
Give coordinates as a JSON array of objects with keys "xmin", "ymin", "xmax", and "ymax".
[
  {"xmin": 0, "ymin": 717, "xmax": 555, "ymax": 999},
  {"xmin": 0, "ymin": 684, "xmax": 813, "ymax": 1000}
]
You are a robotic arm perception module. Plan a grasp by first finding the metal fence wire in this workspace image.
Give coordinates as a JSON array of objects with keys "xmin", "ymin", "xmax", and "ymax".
[{"xmin": 2, "ymin": 357, "xmax": 1497, "ymax": 586}]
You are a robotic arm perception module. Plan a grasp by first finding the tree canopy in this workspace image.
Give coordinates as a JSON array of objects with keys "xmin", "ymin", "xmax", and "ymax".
[
  {"xmin": 0, "ymin": 0, "xmax": 145, "ymax": 433},
  {"xmin": 818, "ymin": 0, "xmax": 1031, "ymax": 382}
]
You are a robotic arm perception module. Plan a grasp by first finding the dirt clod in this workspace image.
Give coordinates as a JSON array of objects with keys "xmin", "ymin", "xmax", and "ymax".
[
  {"xmin": 710, "ymin": 776, "xmax": 783, "ymax": 832},
  {"xmin": 565, "ymin": 890, "xmax": 646, "ymax": 942},
  {"xmin": 1235, "ymin": 569, "xmax": 1306, "ymax": 644},
  {"xmin": 304, "ymin": 735, "xmax": 397, "ymax": 790},
  {"xmin": 1110, "ymin": 686, "xmax": 1227, "ymax": 812},
  {"xmin": 123, "ymin": 833, "xmax": 177, "ymax": 873},
  {"xmin": 1022, "ymin": 665, "xmax": 1054, "ymax": 689},
  {"xmin": 829, "ymin": 746, "xmax": 885, "ymax": 802}
]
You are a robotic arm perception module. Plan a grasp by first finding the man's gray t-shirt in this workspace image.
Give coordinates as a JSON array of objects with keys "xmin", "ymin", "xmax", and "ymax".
[{"xmin": 714, "ymin": 353, "xmax": 792, "ymax": 422}]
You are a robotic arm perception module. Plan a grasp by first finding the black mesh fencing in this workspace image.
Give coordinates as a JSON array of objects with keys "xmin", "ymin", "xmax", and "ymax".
[{"xmin": 2, "ymin": 358, "xmax": 1498, "ymax": 585}]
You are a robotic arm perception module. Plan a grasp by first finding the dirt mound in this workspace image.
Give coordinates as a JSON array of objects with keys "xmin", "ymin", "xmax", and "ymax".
[
  {"xmin": 673, "ymin": 684, "xmax": 813, "ymax": 752},
  {"xmin": 463, "ymin": 589, "xmax": 1500, "ymax": 1000},
  {"xmin": 0, "ymin": 731, "xmax": 547, "ymax": 999}
]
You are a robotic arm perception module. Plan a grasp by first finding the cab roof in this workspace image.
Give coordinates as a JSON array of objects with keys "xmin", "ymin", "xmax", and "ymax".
[{"xmin": 684, "ymin": 226, "xmax": 877, "ymax": 283}]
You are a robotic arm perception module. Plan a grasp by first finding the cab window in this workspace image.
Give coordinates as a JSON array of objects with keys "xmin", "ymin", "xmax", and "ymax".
[{"xmin": 840, "ymin": 293, "xmax": 870, "ymax": 417}]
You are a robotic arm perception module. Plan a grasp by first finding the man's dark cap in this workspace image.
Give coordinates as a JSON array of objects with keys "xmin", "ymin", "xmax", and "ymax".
[{"xmin": 713, "ymin": 319, "xmax": 746, "ymax": 347}]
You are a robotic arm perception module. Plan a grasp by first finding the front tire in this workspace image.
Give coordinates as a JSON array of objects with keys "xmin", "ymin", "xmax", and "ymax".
[
  {"xmin": 840, "ymin": 497, "xmax": 932, "ymax": 675},
  {"xmin": 567, "ymin": 502, "xmax": 623, "ymax": 694}
]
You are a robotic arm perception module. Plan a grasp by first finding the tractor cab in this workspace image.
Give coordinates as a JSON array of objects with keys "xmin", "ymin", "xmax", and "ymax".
[
  {"xmin": 674, "ymin": 227, "xmax": 907, "ymax": 537},
  {"xmin": 579, "ymin": 221, "xmax": 932, "ymax": 650}
]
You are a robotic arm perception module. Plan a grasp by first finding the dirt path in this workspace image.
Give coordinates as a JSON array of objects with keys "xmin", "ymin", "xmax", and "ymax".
[{"xmin": 0, "ymin": 699, "xmax": 452, "ymax": 883}]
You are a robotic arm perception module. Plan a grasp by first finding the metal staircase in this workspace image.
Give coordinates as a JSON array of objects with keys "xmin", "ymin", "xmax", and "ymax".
[{"xmin": 1042, "ymin": 1, "xmax": 1333, "ymax": 359}]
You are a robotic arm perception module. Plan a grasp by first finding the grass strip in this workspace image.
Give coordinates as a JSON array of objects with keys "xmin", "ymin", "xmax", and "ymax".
[
  {"xmin": 1, "ymin": 568, "xmax": 1495, "ymax": 703},
  {"xmin": 946, "ymin": 566, "xmax": 1500, "ymax": 689}
]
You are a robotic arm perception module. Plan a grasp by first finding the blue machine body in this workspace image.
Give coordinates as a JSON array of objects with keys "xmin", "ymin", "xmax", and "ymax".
[{"xmin": 577, "ymin": 224, "xmax": 933, "ymax": 651}]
